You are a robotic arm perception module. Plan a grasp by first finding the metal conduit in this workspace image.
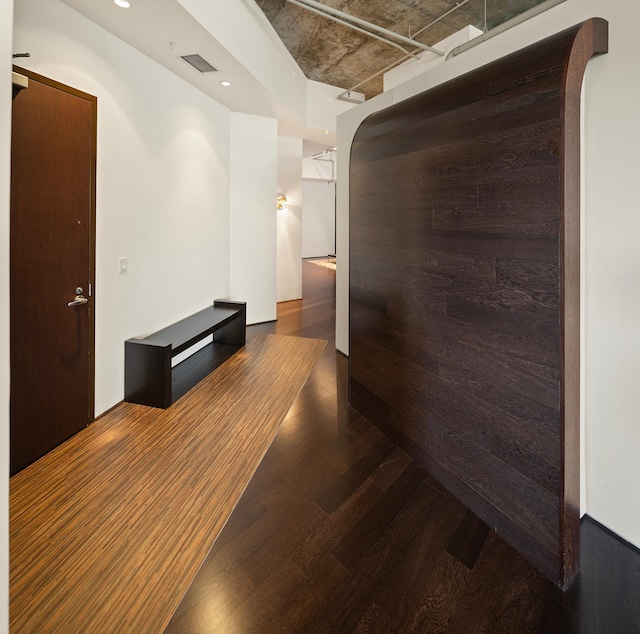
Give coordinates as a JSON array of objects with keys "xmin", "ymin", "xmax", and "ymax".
[
  {"xmin": 286, "ymin": 0, "xmax": 421, "ymax": 58},
  {"xmin": 338, "ymin": 0, "xmax": 565, "ymax": 100},
  {"xmin": 284, "ymin": 0, "xmax": 444, "ymax": 56},
  {"xmin": 335, "ymin": 0, "xmax": 472, "ymax": 100}
]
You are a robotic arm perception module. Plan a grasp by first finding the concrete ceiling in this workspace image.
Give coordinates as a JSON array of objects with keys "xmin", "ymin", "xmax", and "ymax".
[{"xmin": 256, "ymin": 0, "xmax": 547, "ymax": 98}]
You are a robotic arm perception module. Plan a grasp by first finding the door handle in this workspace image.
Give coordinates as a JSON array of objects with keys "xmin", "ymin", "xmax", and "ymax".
[
  {"xmin": 68, "ymin": 295, "xmax": 88, "ymax": 307},
  {"xmin": 68, "ymin": 286, "xmax": 88, "ymax": 307}
]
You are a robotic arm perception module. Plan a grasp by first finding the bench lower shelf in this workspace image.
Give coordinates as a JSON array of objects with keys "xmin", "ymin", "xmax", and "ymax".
[{"xmin": 171, "ymin": 341, "xmax": 239, "ymax": 403}]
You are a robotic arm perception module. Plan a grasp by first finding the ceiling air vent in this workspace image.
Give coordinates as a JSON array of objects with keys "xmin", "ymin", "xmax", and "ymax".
[{"xmin": 180, "ymin": 54, "xmax": 218, "ymax": 73}]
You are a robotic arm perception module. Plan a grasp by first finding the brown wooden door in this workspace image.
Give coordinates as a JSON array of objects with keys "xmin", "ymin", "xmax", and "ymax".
[{"xmin": 10, "ymin": 68, "xmax": 96, "ymax": 475}]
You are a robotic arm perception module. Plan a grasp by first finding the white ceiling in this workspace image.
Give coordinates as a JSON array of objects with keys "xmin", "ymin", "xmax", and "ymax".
[
  {"xmin": 61, "ymin": 0, "xmax": 294, "ymax": 119},
  {"xmin": 61, "ymin": 0, "xmax": 344, "ymax": 146}
]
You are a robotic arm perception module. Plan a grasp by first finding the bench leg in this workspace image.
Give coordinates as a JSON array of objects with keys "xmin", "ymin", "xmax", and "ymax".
[
  {"xmin": 125, "ymin": 341, "xmax": 172, "ymax": 408},
  {"xmin": 213, "ymin": 300, "xmax": 246, "ymax": 346}
]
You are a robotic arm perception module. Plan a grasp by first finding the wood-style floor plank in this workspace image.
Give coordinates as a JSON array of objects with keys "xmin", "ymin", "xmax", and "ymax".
[
  {"xmin": 10, "ymin": 332, "xmax": 324, "ymax": 633},
  {"xmin": 11, "ymin": 261, "xmax": 640, "ymax": 632},
  {"xmin": 167, "ymin": 261, "xmax": 640, "ymax": 634}
]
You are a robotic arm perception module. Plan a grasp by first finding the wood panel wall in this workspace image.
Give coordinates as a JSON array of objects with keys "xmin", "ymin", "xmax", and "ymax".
[{"xmin": 349, "ymin": 19, "xmax": 608, "ymax": 590}]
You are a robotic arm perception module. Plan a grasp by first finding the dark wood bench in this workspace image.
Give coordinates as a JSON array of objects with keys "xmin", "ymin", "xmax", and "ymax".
[{"xmin": 124, "ymin": 300, "xmax": 246, "ymax": 408}]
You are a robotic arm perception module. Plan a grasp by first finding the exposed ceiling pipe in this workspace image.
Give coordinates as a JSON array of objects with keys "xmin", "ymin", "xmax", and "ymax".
[
  {"xmin": 285, "ymin": 0, "xmax": 444, "ymax": 56},
  {"xmin": 286, "ymin": 0, "xmax": 421, "ymax": 59},
  {"xmin": 336, "ymin": 0, "xmax": 471, "ymax": 101},
  {"xmin": 312, "ymin": 147, "xmax": 337, "ymax": 160},
  {"xmin": 338, "ymin": 0, "xmax": 564, "ymax": 100},
  {"xmin": 446, "ymin": 0, "xmax": 566, "ymax": 59}
]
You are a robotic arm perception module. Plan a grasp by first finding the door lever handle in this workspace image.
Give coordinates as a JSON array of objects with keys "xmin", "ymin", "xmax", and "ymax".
[{"xmin": 67, "ymin": 295, "xmax": 88, "ymax": 307}]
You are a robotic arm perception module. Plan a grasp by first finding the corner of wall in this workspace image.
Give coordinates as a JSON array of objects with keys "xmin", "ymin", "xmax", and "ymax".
[
  {"xmin": 277, "ymin": 136, "xmax": 302, "ymax": 303},
  {"xmin": 229, "ymin": 113, "xmax": 278, "ymax": 324},
  {"xmin": 335, "ymin": 92, "xmax": 394, "ymax": 355}
]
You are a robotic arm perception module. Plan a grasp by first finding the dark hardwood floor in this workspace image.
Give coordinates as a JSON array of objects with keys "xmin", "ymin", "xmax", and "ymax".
[{"xmin": 166, "ymin": 260, "xmax": 640, "ymax": 634}]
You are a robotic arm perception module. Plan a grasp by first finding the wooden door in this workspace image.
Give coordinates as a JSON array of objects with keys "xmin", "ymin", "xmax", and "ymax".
[{"xmin": 10, "ymin": 68, "xmax": 96, "ymax": 475}]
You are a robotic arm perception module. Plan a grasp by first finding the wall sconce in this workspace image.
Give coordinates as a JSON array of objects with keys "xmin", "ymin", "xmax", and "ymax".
[{"xmin": 276, "ymin": 194, "xmax": 288, "ymax": 210}]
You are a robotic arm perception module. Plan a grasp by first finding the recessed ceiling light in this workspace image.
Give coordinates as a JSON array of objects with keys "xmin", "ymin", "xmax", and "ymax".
[
  {"xmin": 114, "ymin": 0, "xmax": 131, "ymax": 7},
  {"xmin": 220, "ymin": 81, "xmax": 232, "ymax": 87}
]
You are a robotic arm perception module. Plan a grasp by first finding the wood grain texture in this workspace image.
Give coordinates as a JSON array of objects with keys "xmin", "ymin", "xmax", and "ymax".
[
  {"xmin": 10, "ymin": 333, "xmax": 324, "ymax": 633},
  {"xmin": 349, "ymin": 19, "xmax": 608, "ymax": 589},
  {"xmin": 10, "ymin": 67, "xmax": 97, "ymax": 475},
  {"xmin": 166, "ymin": 260, "xmax": 640, "ymax": 633}
]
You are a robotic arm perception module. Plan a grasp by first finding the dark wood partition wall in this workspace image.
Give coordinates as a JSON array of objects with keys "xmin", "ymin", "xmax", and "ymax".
[{"xmin": 349, "ymin": 19, "xmax": 608, "ymax": 590}]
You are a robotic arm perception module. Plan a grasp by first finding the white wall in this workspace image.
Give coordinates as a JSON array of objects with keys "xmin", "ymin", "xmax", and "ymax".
[
  {"xmin": 302, "ymin": 145, "xmax": 336, "ymax": 259},
  {"xmin": 302, "ymin": 152, "xmax": 335, "ymax": 181},
  {"xmin": 229, "ymin": 113, "xmax": 278, "ymax": 323},
  {"xmin": 13, "ymin": 0, "xmax": 233, "ymax": 415},
  {"xmin": 306, "ymin": 80, "xmax": 361, "ymax": 133},
  {"xmin": 1, "ymin": 1, "xmax": 13, "ymax": 628},
  {"xmin": 277, "ymin": 137, "xmax": 302, "ymax": 303},
  {"xmin": 302, "ymin": 181, "xmax": 336, "ymax": 259},
  {"xmin": 337, "ymin": 0, "xmax": 640, "ymax": 549}
]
